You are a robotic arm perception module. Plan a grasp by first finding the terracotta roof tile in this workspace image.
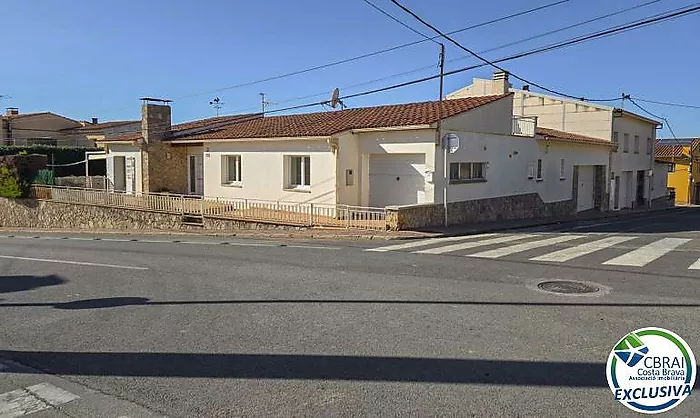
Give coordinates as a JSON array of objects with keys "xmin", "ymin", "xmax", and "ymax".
[
  {"xmin": 655, "ymin": 144, "xmax": 687, "ymax": 158},
  {"xmin": 98, "ymin": 113, "xmax": 262, "ymax": 143},
  {"xmin": 536, "ymin": 127, "xmax": 612, "ymax": 147},
  {"xmin": 172, "ymin": 95, "xmax": 508, "ymax": 141},
  {"xmin": 73, "ymin": 120, "xmax": 139, "ymax": 133}
]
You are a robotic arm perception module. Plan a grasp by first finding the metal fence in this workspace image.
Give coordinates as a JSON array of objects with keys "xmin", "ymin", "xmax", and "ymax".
[{"xmin": 30, "ymin": 185, "xmax": 387, "ymax": 230}]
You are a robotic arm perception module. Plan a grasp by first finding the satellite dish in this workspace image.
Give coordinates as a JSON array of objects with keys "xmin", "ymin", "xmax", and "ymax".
[
  {"xmin": 329, "ymin": 88, "xmax": 346, "ymax": 110},
  {"xmin": 330, "ymin": 88, "xmax": 340, "ymax": 108}
]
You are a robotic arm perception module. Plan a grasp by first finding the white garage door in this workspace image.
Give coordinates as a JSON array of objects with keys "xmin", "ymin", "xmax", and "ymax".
[
  {"xmin": 369, "ymin": 154, "xmax": 426, "ymax": 208},
  {"xmin": 576, "ymin": 165, "xmax": 596, "ymax": 212}
]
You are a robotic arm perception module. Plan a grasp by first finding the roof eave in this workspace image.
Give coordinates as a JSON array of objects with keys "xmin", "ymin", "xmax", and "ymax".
[{"xmin": 168, "ymin": 135, "xmax": 333, "ymax": 144}]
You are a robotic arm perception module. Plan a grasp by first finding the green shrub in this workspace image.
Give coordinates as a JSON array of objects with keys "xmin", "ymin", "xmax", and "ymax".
[
  {"xmin": 34, "ymin": 169, "xmax": 55, "ymax": 185},
  {"xmin": 0, "ymin": 166, "xmax": 26, "ymax": 198}
]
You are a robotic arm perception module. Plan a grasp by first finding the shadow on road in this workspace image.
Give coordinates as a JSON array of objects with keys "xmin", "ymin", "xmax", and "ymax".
[
  {"xmin": 0, "ymin": 275, "xmax": 66, "ymax": 294},
  {"xmin": 0, "ymin": 349, "xmax": 605, "ymax": 386},
  {"xmin": 0, "ymin": 296, "xmax": 698, "ymax": 309}
]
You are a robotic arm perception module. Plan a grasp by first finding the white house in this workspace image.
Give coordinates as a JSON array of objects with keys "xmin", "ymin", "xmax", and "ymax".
[
  {"xmin": 448, "ymin": 71, "xmax": 663, "ymax": 211},
  {"xmin": 96, "ymin": 92, "xmax": 625, "ymax": 228}
]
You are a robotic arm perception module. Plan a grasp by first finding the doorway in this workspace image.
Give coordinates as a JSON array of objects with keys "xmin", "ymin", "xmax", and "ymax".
[
  {"xmin": 614, "ymin": 175, "xmax": 620, "ymax": 210},
  {"xmin": 636, "ymin": 170, "xmax": 646, "ymax": 207},
  {"xmin": 188, "ymin": 155, "xmax": 204, "ymax": 195}
]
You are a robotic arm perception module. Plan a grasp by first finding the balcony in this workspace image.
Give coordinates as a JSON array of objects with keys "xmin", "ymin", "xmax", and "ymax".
[{"xmin": 512, "ymin": 116, "xmax": 537, "ymax": 137}]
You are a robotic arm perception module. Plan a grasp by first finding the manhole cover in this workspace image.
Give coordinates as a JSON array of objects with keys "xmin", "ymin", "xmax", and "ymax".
[{"xmin": 537, "ymin": 280, "xmax": 600, "ymax": 294}]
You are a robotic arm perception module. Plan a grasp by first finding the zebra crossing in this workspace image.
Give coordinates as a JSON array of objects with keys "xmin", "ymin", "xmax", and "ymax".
[{"xmin": 366, "ymin": 232, "xmax": 700, "ymax": 270}]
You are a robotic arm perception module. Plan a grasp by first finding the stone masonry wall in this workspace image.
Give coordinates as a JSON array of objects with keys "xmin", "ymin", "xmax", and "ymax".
[
  {"xmin": 386, "ymin": 193, "xmax": 576, "ymax": 230},
  {"xmin": 145, "ymin": 141, "xmax": 188, "ymax": 194},
  {"xmin": 0, "ymin": 198, "xmax": 304, "ymax": 232}
]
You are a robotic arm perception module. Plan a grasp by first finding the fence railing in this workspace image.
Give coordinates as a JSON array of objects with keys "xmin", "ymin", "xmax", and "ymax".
[{"xmin": 30, "ymin": 185, "xmax": 387, "ymax": 230}]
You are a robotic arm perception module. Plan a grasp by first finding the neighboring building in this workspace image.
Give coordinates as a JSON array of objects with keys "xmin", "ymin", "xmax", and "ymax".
[
  {"xmin": 447, "ymin": 72, "xmax": 663, "ymax": 210},
  {"xmin": 0, "ymin": 107, "xmax": 129, "ymax": 147},
  {"xmin": 655, "ymin": 138, "xmax": 697, "ymax": 205},
  {"xmin": 73, "ymin": 119, "xmax": 141, "ymax": 145},
  {"xmin": 98, "ymin": 94, "xmax": 615, "ymax": 227}
]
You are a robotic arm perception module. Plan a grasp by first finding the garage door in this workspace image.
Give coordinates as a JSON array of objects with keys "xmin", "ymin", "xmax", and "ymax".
[{"xmin": 369, "ymin": 154, "xmax": 426, "ymax": 208}]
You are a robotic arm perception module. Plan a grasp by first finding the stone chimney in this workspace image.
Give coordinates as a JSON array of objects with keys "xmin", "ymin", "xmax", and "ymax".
[
  {"xmin": 492, "ymin": 71, "xmax": 510, "ymax": 95},
  {"xmin": 140, "ymin": 99, "xmax": 171, "ymax": 143}
]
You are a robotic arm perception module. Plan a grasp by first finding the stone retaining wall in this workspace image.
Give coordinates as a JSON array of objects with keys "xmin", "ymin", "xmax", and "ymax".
[
  {"xmin": 0, "ymin": 198, "xmax": 305, "ymax": 232},
  {"xmin": 386, "ymin": 193, "xmax": 575, "ymax": 230}
]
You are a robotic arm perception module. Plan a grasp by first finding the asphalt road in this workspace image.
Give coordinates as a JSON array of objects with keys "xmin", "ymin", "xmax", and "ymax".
[{"xmin": 0, "ymin": 209, "xmax": 699, "ymax": 417}]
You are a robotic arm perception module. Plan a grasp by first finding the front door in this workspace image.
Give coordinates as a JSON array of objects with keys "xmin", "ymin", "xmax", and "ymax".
[
  {"xmin": 636, "ymin": 170, "xmax": 646, "ymax": 207},
  {"xmin": 188, "ymin": 155, "xmax": 204, "ymax": 195}
]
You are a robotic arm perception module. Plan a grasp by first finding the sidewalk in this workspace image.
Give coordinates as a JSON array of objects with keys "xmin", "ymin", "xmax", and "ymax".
[{"xmin": 413, "ymin": 205, "xmax": 687, "ymax": 237}]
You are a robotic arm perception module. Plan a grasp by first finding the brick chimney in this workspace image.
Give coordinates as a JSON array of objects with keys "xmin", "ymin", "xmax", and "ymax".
[
  {"xmin": 492, "ymin": 71, "xmax": 510, "ymax": 95},
  {"xmin": 140, "ymin": 98, "xmax": 171, "ymax": 143}
]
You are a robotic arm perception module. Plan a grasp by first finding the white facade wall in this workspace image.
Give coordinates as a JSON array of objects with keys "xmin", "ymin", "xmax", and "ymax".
[
  {"xmin": 105, "ymin": 143, "xmax": 142, "ymax": 193},
  {"xmin": 609, "ymin": 114, "xmax": 656, "ymax": 209},
  {"xmin": 435, "ymin": 131, "xmax": 609, "ymax": 206},
  {"xmin": 202, "ymin": 140, "xmax": 336, "ymax": 205}
]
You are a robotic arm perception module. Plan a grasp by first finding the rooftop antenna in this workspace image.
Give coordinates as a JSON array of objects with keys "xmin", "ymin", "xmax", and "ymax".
[
  {"xmin": 209, "ymin": 97, "xmax": 224, "ymax": 117},
  {"xmin": 329, "ymin": 88, "xmax": 346, "ymax": 110},
  {"xmin": 260, "ymin": 93, "xmax": 275, "ymax": 116}
]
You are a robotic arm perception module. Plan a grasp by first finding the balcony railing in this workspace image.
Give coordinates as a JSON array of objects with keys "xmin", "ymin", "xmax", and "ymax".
[{"xmin": 512, "ymin": 116, "xmax": 537, "ymax": 137}]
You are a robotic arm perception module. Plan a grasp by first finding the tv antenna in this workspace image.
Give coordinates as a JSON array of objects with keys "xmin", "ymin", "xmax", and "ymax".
[
  {"xmin": 260, "ymin": 93, "xmax": 276, "ymax": 116},
  {"xmin": 209, "ymin": 97, "xmax": 225, "ymax": 117},
  {"xmin": 329, "ymin": 88, "xmax": 346, "ymax": 110}
]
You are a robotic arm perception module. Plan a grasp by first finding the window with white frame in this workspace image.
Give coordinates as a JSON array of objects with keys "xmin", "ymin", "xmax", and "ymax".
[
  {"xmin": 634, "ymin": 135, "xmax": 640, "ymax": 154},
  {"xmin": 527, "ymin": 162, "xmax": 535, "ymax": 179},
  {"xmin": 612, "ymin": 131, "xmax": 619, "ymax": 148},
  {"xmin": 536, "ymin": 159, "xmax": 543, "ymax": 180},
  {"xmin": 646, "ymin": 137, "xmax": 652, "ymax": 154},
  {"xmin": 559, "ymin": 158, "xmax": 566, "ymax": 180},
  {"xmin": 623, "ymin": 133, "xmax": 630, "ymax": 153},
  {"xmin": 286, "ymin": 155, "xmax": 311, "ymax": 189},
  {"xmin": 222, "ymin": 155, "xmax": 241, "ymax": 185},
  {"xmin": 449, "ymin": 162, "xmax": 486, "ymax": 182}
]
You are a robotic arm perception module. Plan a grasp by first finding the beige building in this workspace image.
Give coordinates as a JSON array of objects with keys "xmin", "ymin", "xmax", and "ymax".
[{"xmin": 448, "ymin": 72, "xmax": 663, "ymax": 210}]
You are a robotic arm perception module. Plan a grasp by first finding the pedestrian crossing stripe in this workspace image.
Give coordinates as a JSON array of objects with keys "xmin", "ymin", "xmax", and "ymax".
[
  {"xmin": 530, "ymin": 236, "xmax": 638, "ymax": 262},
  {"xmin": 414, "ymin": 234, "xmax": 537, "ymax": 254},
  {"xmin": 467, "ymin": 235, "xmax": 586, "ymax": 259},
  {"xmin": 366, "ymin": 233, "xmax": 700, "ymax": 270},
  {"xmin": 366, "ymin": 233, "xmax": 498, "ymax": 252},
  {"xmin": 602, "ymin": 238, "xmax": 691, "ymax": 267}
]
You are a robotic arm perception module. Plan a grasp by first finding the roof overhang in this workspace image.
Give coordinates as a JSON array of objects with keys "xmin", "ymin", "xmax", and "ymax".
[
  {"xmin": 614, "ymin": 109, "xmax": 662, "ymax": 126},
  {"xmin": 536, "ymin": 136, "xmax": 613, "ymax": 147},
  {"xmin": 350, "ymin": 124, "xmax": 433, "ymax": 134},
  {"xmin": 168, "ymin": 135, "xmax": 333, "ymax": 144}
]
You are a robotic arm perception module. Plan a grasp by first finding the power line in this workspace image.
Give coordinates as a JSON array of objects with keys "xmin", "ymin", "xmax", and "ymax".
[
  {"xmin": 215, "ymin": 3, "xmax": 700, "ymax": 119},
  {"xmin": 390, "ymin": 0, "xmax": 624, "ymax": 102},
  {"xmin": 627, "ymin": 96, "xmax": 678, "ymax": 139},
  {"xmin": 362, "ymin": 0, "xmax": 437, "ymax": 43},
  {"xmin": 632, "ymin": 97, "xmax": 700, "ymax": 110},
  {"xmin": 168, "ymin": 0, "xmax": 571, "ymax": 101}
]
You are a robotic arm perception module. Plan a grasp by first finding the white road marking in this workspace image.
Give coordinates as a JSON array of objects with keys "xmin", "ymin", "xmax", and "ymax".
[
  {"xmin": 366, "ymin": 234, "xmax": 497, "ymax": 252},
  {"xmin": 0, "ymin": 383, "xmax": 79, "ymax": 417},
  {"xmin": 414, "ymin": 234, "xmax": 536, "ymax": 254},
  {"xmin": 287, "ymin": 245, "xmax": 340, "ymax": 250},
  {"xmin": 571, "ymin": 222, "xmax": 613, "ymax": 230},
  {"xmin": 26, "ymin": 383, "xmax": 80, "ymax": 406},
  {"xmin": 99, "ymin": 238, "xmax": 132, "ymax": 242},
  {"xmin": 0, "ymin": 255, "xmax": 148, "ymax": 270},
  {"xmin": 530, "ymin": 236, "xmax": 638, "ymax": 262},
  {"xmin": 688, "ymin": 258, "xmax": 700, "ymax": 270},
  {"xmin": 467, "ymin": 235, "xmax": 585, "ymax": 259},
  {"xmin": 602, "ymin": 238, "xmax": 691, "ymax": 267}
]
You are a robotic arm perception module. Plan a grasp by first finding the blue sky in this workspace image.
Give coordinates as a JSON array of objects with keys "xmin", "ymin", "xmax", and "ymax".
[{"xmin": 1, "ymin": 0, "xmax": 698, "ymax": 137}]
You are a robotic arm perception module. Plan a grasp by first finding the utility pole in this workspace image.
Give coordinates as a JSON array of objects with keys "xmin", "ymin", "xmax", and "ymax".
[{"xmin": 435, "ymin": 43, "xmax": 448, "ymax": 227}]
